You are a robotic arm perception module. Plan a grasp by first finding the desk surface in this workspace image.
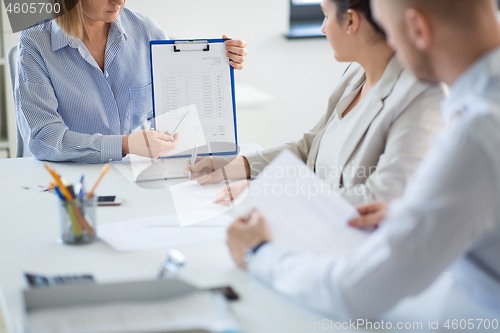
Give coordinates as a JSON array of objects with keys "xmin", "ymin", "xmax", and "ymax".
[{"xmin": 0, "ymin": 143, "xmax": 498, "ymax": 333}]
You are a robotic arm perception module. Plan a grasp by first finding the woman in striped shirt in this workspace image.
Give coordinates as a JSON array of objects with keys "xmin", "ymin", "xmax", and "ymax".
[{"xmin": 15, "ymin": 0, "xmax": 247, "ymax": 163}]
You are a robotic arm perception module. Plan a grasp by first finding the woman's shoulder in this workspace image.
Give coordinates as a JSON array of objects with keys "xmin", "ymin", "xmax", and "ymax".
[
  {"xmin": 382, "ymin": 57, "xmax": 444, "ymax": 109},
  {"xmin": 18, "ymin": 18, "xmax": 53, "ymax": 49},
  {"xmin": 397, "ymin": 68, "xmax": 445, "ymax": 105},
  {"xmin": 120, "ymin": 8, "xmax": 167, "ymax": 40},
  {"xmin": 370, "ymin": 58, "xmax": 443, "ymax": 125},
  {"xmin": 385, "ymin": 67, "xmax": 444, "ymax": 127},
  {"xmin": 388, "ymin": 57, "xmax": 440, "ymax": 95}
]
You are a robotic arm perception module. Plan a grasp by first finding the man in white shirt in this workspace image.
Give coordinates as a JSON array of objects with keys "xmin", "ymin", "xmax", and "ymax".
[{"xmin": 226, "ymin": 0, "xmax": 500, "ymax": 318}]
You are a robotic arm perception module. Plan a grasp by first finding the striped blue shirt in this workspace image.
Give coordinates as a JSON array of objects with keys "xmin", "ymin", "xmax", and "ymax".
[{"xmin": 15, "ymin": 8, "xmax": 167, "ymax": 163}]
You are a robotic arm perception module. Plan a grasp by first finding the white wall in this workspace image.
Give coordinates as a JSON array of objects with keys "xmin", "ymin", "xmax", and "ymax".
[{"xmin": 126, "ymin": 0, "xmax": 348, "ymax": 148}]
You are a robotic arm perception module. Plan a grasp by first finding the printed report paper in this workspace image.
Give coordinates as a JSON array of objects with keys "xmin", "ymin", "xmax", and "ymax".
[
  {"xmin": 235, "ymin": 150, "xmax": 371, "ymax": 257},
  {"xmin": 151, "ymin": 40, "xmax": 238, "ymax": 156},
  {"xmin": 98, "ymin": 213, "xmax": 232, "ymax": 252}
]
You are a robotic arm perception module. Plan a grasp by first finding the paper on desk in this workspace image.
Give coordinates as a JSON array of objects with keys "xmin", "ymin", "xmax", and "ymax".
[
  {"xmin": 155, "ymin": 104, "xmax": 208, "ymax": 157},
  {"xmin": 27, "ymin": 290, "xmax": 241, "ymax": 333},
  {"xmin": 235, "ymin": 150, "xmax": 370, "ymax": 257},
  {"xmin": 168, "ymin": 180, "xmax": 248, "ymax": 227},
  {"xmin": 98, "ymin": 213, "xmax": 232, "ymax": 252},
  {"xmin": 110, "ymin": 155, "xmax": 189, "ymax": 182}
]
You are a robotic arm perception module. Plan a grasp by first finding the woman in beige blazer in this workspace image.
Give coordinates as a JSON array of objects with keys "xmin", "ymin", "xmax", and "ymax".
[{"xmin": 187, "ymin": 0, "xmax": 443, "ymax": 206}]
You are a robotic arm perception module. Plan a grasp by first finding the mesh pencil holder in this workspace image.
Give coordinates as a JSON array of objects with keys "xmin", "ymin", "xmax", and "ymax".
[{"xmin": 59, "ymin": 195, "xmax": 97, "ymax": 245}]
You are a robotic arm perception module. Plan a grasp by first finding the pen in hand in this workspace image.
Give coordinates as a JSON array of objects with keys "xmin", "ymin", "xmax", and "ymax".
[
  {"xmin": 189, "ymin": 143, "xmax": 199, "ymax": 179},
  {"xmin": 170, "ymin": 110, "xmax": 191, "ymax": 141}
]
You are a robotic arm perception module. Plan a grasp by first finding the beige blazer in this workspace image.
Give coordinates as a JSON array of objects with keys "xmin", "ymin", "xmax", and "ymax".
[{"xmin": 244, "ymin": 57, "xmax": 444, "ymax": 206}]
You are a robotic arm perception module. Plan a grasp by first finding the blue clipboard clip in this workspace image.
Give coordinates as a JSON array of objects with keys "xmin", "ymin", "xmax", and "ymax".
[{"xmin": 173, "ymin": 40, "xmax": 210, "ymax": 53}]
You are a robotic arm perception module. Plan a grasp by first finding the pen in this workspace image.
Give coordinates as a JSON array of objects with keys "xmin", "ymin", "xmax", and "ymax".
[
  {"xmin": 76, "ymin": 175, "xmax": 85, "ymax": 201},
  {"xmin": 54, "ymin": 186, "xmax": 65, "ymax": 200},
  {"xmin": 171, "ymin": 110, "xmax": 191, "ymax": 138},
  {"xmin": 140, "ymin": 125, "xmax": 154, "ymax": 159},
  {"xmin": 189, "ymin": 142, "xmax": 199, "ymax": 179},
  {"xmin": 67, "ymin": 185, "xmax": 76, "ymax": 199},
  {"xmin": 86, "ymin": 165, "xmax": 110, "ymax": 200}
]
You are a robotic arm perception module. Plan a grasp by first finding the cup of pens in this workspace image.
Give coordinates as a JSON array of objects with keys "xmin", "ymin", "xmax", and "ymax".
[
  {"xmin": 59, "ymin": 195, "xmax": 97, "ymax": 244},
  {"xmin": 45, "ymin": 164, "xmax": 110, "ymax": 245}
]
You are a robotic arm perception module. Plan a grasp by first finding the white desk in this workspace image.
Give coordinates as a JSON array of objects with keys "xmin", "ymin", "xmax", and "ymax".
[{"xmin": 0, "ymin": 143, "xmax": 498, "ymax": 333}]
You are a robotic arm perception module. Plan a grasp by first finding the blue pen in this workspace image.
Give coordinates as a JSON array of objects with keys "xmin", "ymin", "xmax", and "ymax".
[
  {"xmin": 77, "ymin": 175, "xmax": 85, "ymax": 201},
  {"xmin": 54, "ymin": 186, "xmax": 65, "ymax": 201}
]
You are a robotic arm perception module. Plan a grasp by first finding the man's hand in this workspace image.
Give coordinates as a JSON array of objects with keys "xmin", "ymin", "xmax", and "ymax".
[
  {"xmin": 227, "ymin": 210, "xmax": 272, "ymax": 269},
  {"xmin": 223, "ymin": 35, "xmax": 247, "ymax": 70},
  {"xmin": 123, "ymin": 130, "xmax": 179, "ymax": 158},
  {"xmin": 348, "ymin": 201, "xmax": 389, "ymax": 229}
]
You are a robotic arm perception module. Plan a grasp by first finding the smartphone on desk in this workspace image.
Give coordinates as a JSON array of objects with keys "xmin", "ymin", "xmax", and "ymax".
[{"xmin": 98, "ymin": 196, "xmax": 123, "ymax": 206}]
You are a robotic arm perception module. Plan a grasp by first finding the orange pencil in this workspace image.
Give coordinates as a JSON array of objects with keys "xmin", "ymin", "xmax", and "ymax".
[
  {"xmin": 86, "ymin": 164, "xmax": 110, "ymax": 200},
  {"xmin": 44, "ymin": 164, "xmax": 73, "ymax": 201},
  {"xmin": 72, "ymin": 205, "xmax": 95, "ymax": 237}
]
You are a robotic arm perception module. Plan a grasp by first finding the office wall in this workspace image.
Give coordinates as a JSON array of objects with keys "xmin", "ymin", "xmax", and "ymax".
[{"xmin": 126, "ymin": 0, "xmax": 348, "ymax": 148}]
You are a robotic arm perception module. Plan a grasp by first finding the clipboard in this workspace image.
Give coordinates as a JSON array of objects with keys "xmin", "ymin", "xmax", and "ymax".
[{"xmin": 150, "ymin": 39, "xmax": 239, "ymax": 158}]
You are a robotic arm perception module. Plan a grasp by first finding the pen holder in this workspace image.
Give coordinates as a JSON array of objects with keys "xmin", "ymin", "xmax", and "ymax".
[{"xmin": 59, "ymin": 196, "xmax": 97, "ymax": 245}]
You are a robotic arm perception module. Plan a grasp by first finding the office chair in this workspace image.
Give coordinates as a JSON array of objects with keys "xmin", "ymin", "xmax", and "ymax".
[{"xmin": 8, "ymin": 45, "xmax": 31, "ymax": 158}]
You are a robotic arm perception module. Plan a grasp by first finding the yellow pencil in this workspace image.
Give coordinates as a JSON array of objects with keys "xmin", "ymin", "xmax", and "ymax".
[{"xmin": 86, "ymin": 164, "xmax": 110, "ymax": 200}]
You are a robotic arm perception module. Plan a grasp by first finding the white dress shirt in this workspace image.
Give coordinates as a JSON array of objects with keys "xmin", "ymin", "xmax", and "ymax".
[{"xmin": 249, "ymin": 48, "xmax": 500, "ymax": 319}]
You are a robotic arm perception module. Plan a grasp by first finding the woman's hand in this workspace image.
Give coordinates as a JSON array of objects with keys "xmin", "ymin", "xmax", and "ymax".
[
  {"xmin": 185, "ymin": 155, "xmax": 250, "ymax": 184},
  {"xmin": 348, "ymin": 201, "xmax": 389, "ymax": 229},
  {"xmin": 223, "ymin": 35, "xmax": 247, "ymax": 70},
  {"xmin": 226, "ymin": 210, "xmax": 272, "ymax": 269},
  {"xmin": 215, "ymin": 180, "xmax": 250, "ymax": 206},
  {"xmin": 123, "ymin": 130, "xmax": 179, "ymax": 158}
]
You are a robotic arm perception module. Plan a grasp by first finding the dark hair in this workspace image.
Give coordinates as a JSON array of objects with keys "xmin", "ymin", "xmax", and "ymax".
[{"xmin": 330, "ymin": 0, "xmax": 386, "ymax": 38}]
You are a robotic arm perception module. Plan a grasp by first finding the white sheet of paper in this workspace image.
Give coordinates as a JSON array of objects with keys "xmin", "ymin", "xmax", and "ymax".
[
  {"xmin": 110, "ymin": 155, "xmax": 189, "ymax": 182},
  {"xmin": 155, "ymin": 104, "xmax": 208, "ymax": 157},
  {"xmin": 97, "ymin": 213, "xmax": 232, "ymax": 252},
  {"xmin": 235, "ymin": 150, "xmax": 370, "ymax": 257},
  {"xmin": 27, "ymin": 291, "xmax": 240, "ymax": 333},
  {"xmin": 168, "ymin": 180, "xmax": 248, "ymax": 227}
]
